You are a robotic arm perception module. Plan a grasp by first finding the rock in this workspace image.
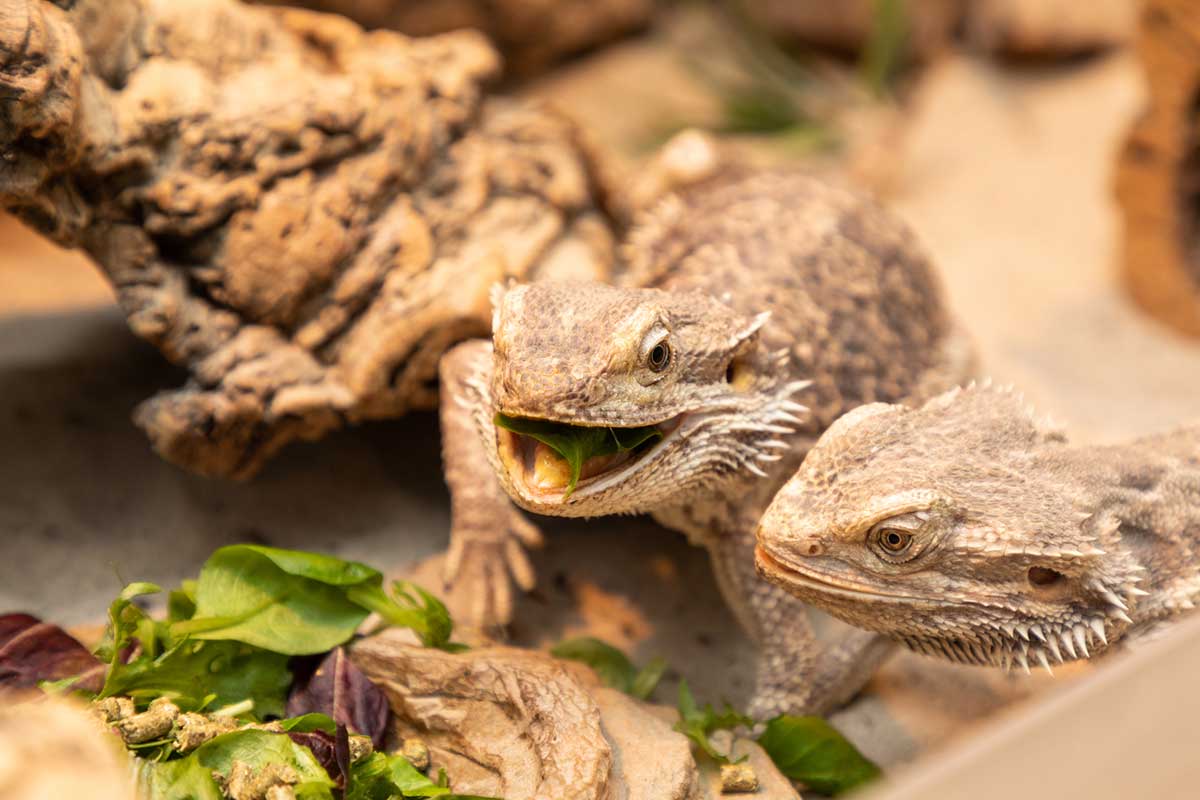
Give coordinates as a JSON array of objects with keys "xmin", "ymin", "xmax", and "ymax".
[
  {"xmin": 0, "ymin": 0, "xmax": 617, "ymax": 478},
  {"xmin": 350, "ymin": 631, "xmax": 745, "ymax": 800},
  {"xmin": 698, "ymin": 731, "xmax": 802, "ymax": 800},
  {"xmin": 592, "ymin": 686, "xmax": 698, "ymax": 799},
  {"xmin": 0, "ymin": 696, "xmax": 136, "ymax": 800}
]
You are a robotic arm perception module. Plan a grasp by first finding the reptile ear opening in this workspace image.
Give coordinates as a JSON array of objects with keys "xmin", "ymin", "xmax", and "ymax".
[
  {"xmin": 1028, "ymin": 566, "xmax": 1064, "ymax": 587},
  {"xmin": 724, "ymin": 353, "xmax": 755, "ymax": 391}
]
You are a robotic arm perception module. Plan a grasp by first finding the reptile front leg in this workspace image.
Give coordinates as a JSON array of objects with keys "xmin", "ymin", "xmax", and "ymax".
[
  {"xmin": 695, "ymin": 506, "xmax": 897, "ymax": 718},
  {"xmin": 438, "ymin": 339, "xmax": 543, "ymax": 630}
]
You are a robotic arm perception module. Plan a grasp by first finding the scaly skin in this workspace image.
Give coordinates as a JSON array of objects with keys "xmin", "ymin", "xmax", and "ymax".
[
  {"xmin": 439, "ymin": 169, "xmax": 974, "ymax": 715},
  {"xmin": 756, "ymin": 382, "xmax": 1200, "ymax": 676}
]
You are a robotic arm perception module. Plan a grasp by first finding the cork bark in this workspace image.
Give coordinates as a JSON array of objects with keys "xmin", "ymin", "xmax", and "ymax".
[
  {"xmin": 1115, "ymin": 0, "xmax": 1200, "ymax": 338},
  {"xmin": 252, "ymin": 0, "xmax": 654, "ymax": 76},
  {"xmin": 0, "ymin": 0, "xmax": 617, "ymax": 477}
]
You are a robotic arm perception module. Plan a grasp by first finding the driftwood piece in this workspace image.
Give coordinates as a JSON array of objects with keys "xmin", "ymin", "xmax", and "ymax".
[
  {"xmin": 350, "ymin": 633, "xmax": 802, "ymax": 800},
  {"xmin": 252, "ymin": 0, "xmax": 654, "ymax": 76},
  {"xmin": 0, "ymin": 0, "xmax": 616, "ymax": 477},
  {"xmin": 1115, "ymin": 0, "xmax": 1200, "ymax": 338}
]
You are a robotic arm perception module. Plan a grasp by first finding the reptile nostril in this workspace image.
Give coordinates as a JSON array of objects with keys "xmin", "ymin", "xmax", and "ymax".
[{"xmin": 803, "ymin": 541, "xmax": 824, "ymax": 557}]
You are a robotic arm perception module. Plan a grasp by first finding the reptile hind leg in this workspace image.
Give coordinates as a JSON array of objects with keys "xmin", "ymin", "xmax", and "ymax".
[{"xmin": 707, "ymin": 520, "xmax": 895, "ymax": 718}]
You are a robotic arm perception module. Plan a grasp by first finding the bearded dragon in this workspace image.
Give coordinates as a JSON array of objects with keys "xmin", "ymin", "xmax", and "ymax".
[
  {"xmin": 436, "ymin": 169, "xmax": 974, "ymax": 715},
  {"xmin": 755, "ymin": 382, "xmax": 1200, "ymax": 676}
]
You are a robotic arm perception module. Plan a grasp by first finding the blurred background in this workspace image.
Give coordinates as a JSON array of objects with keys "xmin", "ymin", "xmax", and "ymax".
[{"xmin": 3, "ymin": 0, "xmax": 1200, "ymax": 796}]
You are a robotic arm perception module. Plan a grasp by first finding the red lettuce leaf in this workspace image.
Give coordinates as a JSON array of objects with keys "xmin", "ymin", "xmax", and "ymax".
[
  {"xmin": 287, "ymin": 647, "xmax": 389, "ymax": 747},
  {"xmin": 0, "ymin": 613, "xmax": 105, "ymax": 692},
  {"xmin": 288, "ymin": 729, "xmax": 343, "ymax": 786}
]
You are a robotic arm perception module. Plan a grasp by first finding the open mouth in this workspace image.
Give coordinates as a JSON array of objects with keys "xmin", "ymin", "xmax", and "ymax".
[{"xmin": 493, "ymin": 412, "xmax": 684, "ymax": 501}]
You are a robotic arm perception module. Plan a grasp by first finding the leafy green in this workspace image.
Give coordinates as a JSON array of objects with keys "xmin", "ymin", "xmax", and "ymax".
[
  {"xmin": 102, "ymin": 638, "xmax": 291, "ymax": 718},
  {"xmin": 173, "ymin": 545, "xmax": 461, "ymax": 655},
  {"xmin": 177, "ymin": 546, "xmax": 377, "ymax": 655},
  {"xmin": 204, "ymin": 730, "xmax": 336, "ymax": 799},
  {"xmin": 550, "ymin": 637, "xmax": 666, "ymax": 700},
  {"xmin": 720, "ymin": 86, "xmax": 804, "ymax": 134},
  {"xmin": 94, "ymin": 581, "xmax": 291, "ymax": 718},
  {"xmin": 347, "ymin": 752, "xmax": 448, "ymax": 799},
  {"xmin": 136, "ymin": 753, "xmax": 224, "ymax": 800},
  {"xmin": 167, "ymin": 580, "xmax": 198, "ymax": 624},
  {"xmin": 493, "ymin": 413, "xmax": 662, "ymax": 496},
  {"xmin": 349, "ymin": 580, "xmax": 463, "ymax": 651},
  {"xmin": 757, "ymin": 715, "xmax": 880, "ymax": 796},
  {"xmin": 136, "ymin": 729, "xmax": 337, "ymax": 800},
  {"xmin": 278, "ymin": 713, "xmax": 338, "ymax": 733},
  {"xmin": 95, "ymin": 582, "xmax": 161, "ymax": 667},
  {"xmin": 345, "ymin": 752, "xmax": 501, "ymax": 800},
  {"xmin": 860, "ymin": 0, "xmax": 909, "ymax": 97},
  {"xmin": 673, "ymin": 680, "xmax": 752, "ymax": 764}
]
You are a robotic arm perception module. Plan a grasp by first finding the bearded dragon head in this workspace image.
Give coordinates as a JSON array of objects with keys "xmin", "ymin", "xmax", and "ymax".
[
  {"xmin": 755, "ymin": 383, "xmax": 1145, "ymax": 674},
  {"xmin": 471, "ymin": 281, "xmax": 810, "ymax": 516}
]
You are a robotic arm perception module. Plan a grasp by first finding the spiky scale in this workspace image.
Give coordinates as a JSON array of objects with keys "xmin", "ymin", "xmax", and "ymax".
[
  {"xmin": 1089, "ymin": 618, "xmax": 1107, "ymax": 646},
  {"xmin": 1034, "ymin": 649, "xmax": 1053, "ymax": 676},
  {"xmin": 1073, "ymin": 625, "xmax": 1090, "ymax": 658},
  {"xmin": 1046, "ymin": 636, "xmax": 1063, "ymax": 663},
  {"xmin": 1016, "ymin": 650, "xmax": 1030, "ymax": 675},
  {"xmin": 1061, "ymin": 632, "xmax": 1077, "ymax": 660}
]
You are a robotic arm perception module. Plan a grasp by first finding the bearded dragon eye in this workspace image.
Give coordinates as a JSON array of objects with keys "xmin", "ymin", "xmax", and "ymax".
[
  {"xmin": 647, "ymin": 341, "xmax": 671, "ymax": 372},
  {"xmin": 878, "ymin": 529, "xmax": 912, "ymax": 553}
]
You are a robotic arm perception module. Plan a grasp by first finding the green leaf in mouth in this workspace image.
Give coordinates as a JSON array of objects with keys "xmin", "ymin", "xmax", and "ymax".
[{"xmin": 493, "ymin": 413, "xmax": 664, "ymax": 497}]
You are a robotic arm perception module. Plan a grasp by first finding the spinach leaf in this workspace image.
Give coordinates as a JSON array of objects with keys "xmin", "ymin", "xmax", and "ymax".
[
  {"xmin": 177, "ymin": 546, "xmax": 462, "ymax": 655},
  {"xmin": 673, "ymin": 680, "xmax": 752, "ymax": 763},
  {"xmin": 493, "ymin": 414, "xmax": 662, "ymax": 496},
  {"xmin": 550, "ymin": 637, "xmax": 666, "ymax": 700},
  {"xmin": 178, "ymin": 546, "xmax": 377, "ymax": 655},
  {"xmin": 757, "ymin": 715, "xmax": 880, "ymax": 796}
]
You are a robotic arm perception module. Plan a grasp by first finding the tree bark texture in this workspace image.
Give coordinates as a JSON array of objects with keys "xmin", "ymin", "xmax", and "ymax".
[{"xmin": 0, "ymin": 0, "xmax": 617, "ymax": 477}]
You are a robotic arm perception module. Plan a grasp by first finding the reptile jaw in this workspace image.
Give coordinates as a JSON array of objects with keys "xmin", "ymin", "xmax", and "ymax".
[
  {"xmin": 757, "ymin": 549, "xmax": 1116, "ymax": 674},
  {"xmin": 754, "ymin": 545, "xmax": 928, "ymax": 604},
  {"xmin": 496, "ymin": 414, "xmax": 686, "ymax": 503}
]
